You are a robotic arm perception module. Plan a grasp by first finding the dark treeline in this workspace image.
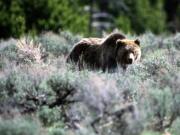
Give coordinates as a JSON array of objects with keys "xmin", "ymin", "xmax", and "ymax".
[{"xmin": 0, "ymin": 0, "xmax": 179, "ymax": 38}]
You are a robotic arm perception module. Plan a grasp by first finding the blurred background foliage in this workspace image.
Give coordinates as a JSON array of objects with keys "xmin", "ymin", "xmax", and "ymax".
[
  {"xmin": 0, "ymin": 0, "xmax": 89, "ymax": 38},
  {"xmin": 0, "ymin": 0, "xmax": 179, "ymax": 38}
]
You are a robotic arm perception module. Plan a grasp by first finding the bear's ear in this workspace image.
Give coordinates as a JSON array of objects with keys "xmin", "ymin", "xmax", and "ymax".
[{"xmin": 134, "ymin": 39, "xmax": 140, "ymax": 46}]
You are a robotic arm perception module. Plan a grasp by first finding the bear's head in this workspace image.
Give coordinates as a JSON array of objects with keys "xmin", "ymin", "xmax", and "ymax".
[{"xmin": 115, "ymin": 39, "xmax": 141, "ymax": 69}]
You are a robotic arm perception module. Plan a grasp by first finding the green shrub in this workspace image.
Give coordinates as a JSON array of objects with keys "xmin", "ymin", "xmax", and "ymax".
[
  {"xmin": 120, "ymin": 0, "xmax": 166, "ymax": 34},
  {"xmin": 0, "ymin": 0, "xmax": 25, "ymax": 38},
  {"xmin": 0, "ymin": 0, "xmax": 88, "ymax": 38},
  {"xmin": 170, "ymin": 118, "xmax": 180, "ymax": 135},
  {"xmin": 38, "ymin": 106, "xmax": 64, "ymax": 127},
  {"xmin": 38, "ymin": 33, "xmax": 71, "ymax": 57},
  {"xmin": 0, "ymin": 116, "xmax": 42, "ymax": 135},
  {"xmin": 115, "ymin": 15, "xmax": 132, "ymax": 33},
  {"xmin": 0, "ymin": 39, "xmax": 18, "ymax": 61}
]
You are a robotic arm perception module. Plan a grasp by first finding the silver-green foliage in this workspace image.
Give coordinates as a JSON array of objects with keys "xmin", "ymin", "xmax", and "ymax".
[{"xmin": 0, "ymin": 32, "xmax": 180, "ymax": 135}]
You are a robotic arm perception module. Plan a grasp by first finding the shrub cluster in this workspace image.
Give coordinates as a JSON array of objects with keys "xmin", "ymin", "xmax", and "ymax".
[{"xmin": 0, "ymin": 32, "xmax": 179, "ymax": 135}]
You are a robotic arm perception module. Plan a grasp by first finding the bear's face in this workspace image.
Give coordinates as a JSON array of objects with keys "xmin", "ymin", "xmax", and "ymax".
[{"xmin": 115, "ymin": 39, "xmax": 141, "ymax": 67}]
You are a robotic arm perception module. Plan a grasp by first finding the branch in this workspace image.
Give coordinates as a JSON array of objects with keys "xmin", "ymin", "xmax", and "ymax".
[{"xmin": 48, "ymin": 88, "xmax": 76, "ymax": 108}]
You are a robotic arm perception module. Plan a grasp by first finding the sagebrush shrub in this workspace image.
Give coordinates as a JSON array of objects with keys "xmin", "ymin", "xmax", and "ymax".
[
  {"xmin": 0, "ymin": 32, "xmax": 179, "ymax": 135},
  {"xmin": 0, "ymin": 116, "xmax": 42, "ymax": 135}
]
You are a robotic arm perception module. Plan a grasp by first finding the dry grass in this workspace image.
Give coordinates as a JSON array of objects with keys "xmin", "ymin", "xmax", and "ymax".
[{"xmin": 17, "ymin": 38, "xmax": 44, "ymax": 63}]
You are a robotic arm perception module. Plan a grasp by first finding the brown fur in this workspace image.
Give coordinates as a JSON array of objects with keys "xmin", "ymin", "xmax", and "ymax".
[{"xmin": 66, "ymin": 33, "xmax": 141, "ymax": 72}]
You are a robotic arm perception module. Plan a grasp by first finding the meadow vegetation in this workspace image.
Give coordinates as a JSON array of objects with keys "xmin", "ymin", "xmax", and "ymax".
[{"xmin": 0, "ymin": 31, "xmax": 179, "ymax": 135}]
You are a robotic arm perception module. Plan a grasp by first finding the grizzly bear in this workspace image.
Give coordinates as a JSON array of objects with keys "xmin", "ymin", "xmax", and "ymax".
[{"xmin": 66, "ymin": 32, "xmax": 141, "ymax": 72}]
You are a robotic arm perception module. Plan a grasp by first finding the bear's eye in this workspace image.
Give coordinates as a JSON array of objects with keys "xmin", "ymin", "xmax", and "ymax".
[{"xmin": 129, "ymin": 50, "xmax": 135, "ymax": 55}]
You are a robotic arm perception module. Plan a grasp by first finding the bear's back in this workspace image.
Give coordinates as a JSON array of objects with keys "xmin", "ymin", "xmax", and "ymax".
[{"xmin": 80, "ymin": 38, "xmax": 102, "ymax": 46}]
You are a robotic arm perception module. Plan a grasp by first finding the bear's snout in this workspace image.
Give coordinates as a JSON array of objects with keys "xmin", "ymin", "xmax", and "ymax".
[
  {"xmin": 127, "ymin": 53, "xmax": 135, "ymax": 64},
  {"xmin": 127, "ymin": 58, "xmax": 133, "ymax": 64}
]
